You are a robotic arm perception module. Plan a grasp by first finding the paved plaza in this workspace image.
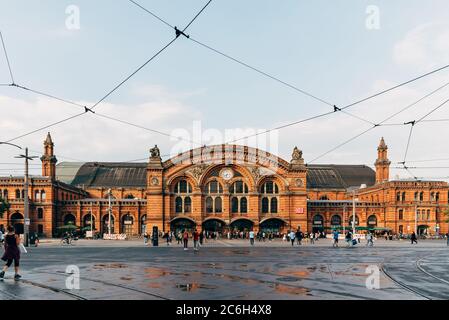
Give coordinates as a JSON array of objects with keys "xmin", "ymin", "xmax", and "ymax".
[{"xmin": 0, "ymin": 238, "xmax": 448, "ymax": 300}]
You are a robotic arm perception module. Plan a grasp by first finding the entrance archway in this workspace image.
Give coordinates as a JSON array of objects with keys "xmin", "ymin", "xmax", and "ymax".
[
  {"xmin": 83, "ymin": 214, "xmax": 96, "ymax": 230},
  {"xmin": 10, "ymin": 212, "xmax": 24, "ymax": 234},
  {"xmin": 63, "ymin": 214, "xmax": 76, "ymax": 226},
  {"xmin": 202, "ymin": 219, "xmax": 226, "ymax": 234},
  {"xmin": 367, "ymin": 215, "xmax": 378, "ymax": 229},
  {"xmin": 102, "ymin": 215, "xmax": 115, "ymax": 235},
  {"xmin": 259, "ymin": 218, "xmax": 286, "ymax": 234},
  {"xmin": 171, "ymin": 218, "xmax": 196, "ymax": 234},
  {"xmin": 121, "ymin": 214, "xmax": 134, "ymax": 237},
  {"xmin": 312, "ymin": 214, "xmax": 324, "ymax": 233},
  {"xmin": 417, "ymin": 225, "xmax": 429, "ymax": 236},
  {"xmin": 230, "ymin": 218, "xmax": 253, "ymax": 232}
]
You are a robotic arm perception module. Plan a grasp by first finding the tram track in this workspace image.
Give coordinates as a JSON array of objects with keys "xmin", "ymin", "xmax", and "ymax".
[{"xmin": 29, "ymin": 270, "xmax": 171, "ymax": 300}]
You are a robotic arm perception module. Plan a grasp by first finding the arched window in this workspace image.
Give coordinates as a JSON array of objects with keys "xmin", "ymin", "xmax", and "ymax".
[
  {"xmin": 417, "ymin": 209, "xmax": 421, "ymax": 220},
  {"xmin": 184, "ymin": 197, "xmax": 192, "ymax": 213},
  {"xmin": 34, "ymin": 190, "xmax": 40, "ymax": 202},
  {"xmin": 398, "ymin": 209, "xmax": 404, "ymax": 220},
  {"xmin": 240, "ymin": 197, "xmax": 248, "ymax": 213},
  {"xmin": 125, "ymin": 194, "xmax": 135, "ymax": 199},
  {"xmin": 399, "ymin": 225, "xmax": 404, "ymax": 234},
  {"xmin": 214, "ymin": 197, "xmax": 222, "ymax": 213},
  {"xmin": 204, "ymin": 181, "xmax": 223, "ymax": 214},
  {"xmin": 2, "ymin": 189, "xmax": 7, "ymax": 200},
  {"xmin": 414, "ymin": 192, "xmax": 419, "ymax": 201},
  {"xmin": 419, "ymin": 192, "xmax": 424, "ymax": 202},
  {"xmin": 175, "ymin": 180, "xmax": 192, "ymax": 194},
  {"xmin": 427, "ymin": 209, "xmax": 431, "ymax": 221},
  {"xmin": 21, "ymin": 190, "xmax": 25, "ymax": 199},
  {"xmin": 436, "ymin": 192, "xmax": 440, "ymax": 202},
  {"xmin": 396, "ymin": 192, "xmax": 401, "ymax": 202},
  {"xmin": 206, "ymin": 197, "xmax": 214, "ymax": 213},
  {"xmin": 174, "ymin": 180, "xmax": 192, "ymax": 214},
  {"xmin": 204, "ymin": 181, "xmax": 223, "ymax": 194},
  {"xmin": 261, "ymin": 181, "xmax": 279, "ymax": 194},
  {"xmin": 230, "ymin": 181, "xmax": 248, "ymax": 194},
  {"xmin": 431, "ymin": 192, "xmax": 435, "ymax": 201},
  {"xmin": 319, "ymin": 195, "xmax": 329, "ymax": 201},
  {"xmin": 261, "ymin": 181, "xmax": 279, "ymax": 214},
  {"xmin": 331, "ymin": 215, "xmax": 342, "ymax": 226},
  {"xmin": 261, "ymin": 197, "xmax": 269, "ymax": 214},
  {"xmin": 401, "ymin": 192, "xmax": 406, "ymax": 202},
  {"xmin": 15, "ymin": 189, "xmax": 20, "ymax": 199},
  {"xmin": 175, "ymin": 197, "xmax": 183, "ymax": 213},
  {"xmin": 231, "ymin": 197, "xmax": 239, "ymax": 213},
  {"xmin": 270, "ymin": 198, "xmax": 278, "ymax": 213},
  {"xmin": 230, "ymin": 181, "xmax": 248, "ymax": 214},
  {"xmin": 41, "ymin": 190, "xmax": 46, "ymax": 201}
]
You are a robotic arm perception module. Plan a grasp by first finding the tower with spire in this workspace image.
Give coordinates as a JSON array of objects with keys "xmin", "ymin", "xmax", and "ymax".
[
  {"xmin": 41, "ymin": 132, "xmax": 57, "ymax": 179},
  {"xmin": 374, "ymin": 137, "xmax": 391, "ymax": 184}
]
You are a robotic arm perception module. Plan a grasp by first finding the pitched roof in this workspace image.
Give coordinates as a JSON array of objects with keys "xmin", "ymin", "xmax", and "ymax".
[
  {"xmin": 306, "ymin": 165, "xmax": 375, "ymax": 189},
  {"xmin": 57, "ymin": 162, "xmax": 376, "ymax": 190}
]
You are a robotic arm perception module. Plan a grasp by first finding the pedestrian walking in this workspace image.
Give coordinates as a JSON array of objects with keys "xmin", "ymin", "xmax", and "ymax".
[
  {"xmin": 0, "ymin": 226, "xmax": 22, "ymax": 281},
  {"xmin": 199, "ymin": 231, "xmax": 204, "ymax": 245},
  {"xmin": 143, "ymin": 232, "xmax": 149, "ymax": 245},
  {"xmin": 310, "ymin": 232, "xmax": 315, "ymax": 244},
  {"xmin": 262, "ymin": 232, "xmax": 266, "ymax": 242},
  {"xmin": 332, "ymin": 229, "xmax": 339, "ymax": 248},
  {"xmin": 289, "ymin": 230, "xmax": 296, "ymax": 246},
  {"xmin": 345, "ymin": 231, "xmax": 353, "ymax": 247},
  {"xmin": 411, "ymin": 231, "xmax": 418, "ymax": 245},
  {"xmin": 249, "ymin": 230, "xmax": 255, "ymax": 246},
  {"xmin": 193, "ymin": 229, "xmax": 200, "ymax": 251},
  {"xmin": 446, "ymin": 233, "xmax": 449, "ymax": 246},
  {"xmin": 295, "ymin": 229, "xmax": 301, "ymax": 245},
  {"xmin": 183, "ymin": 229, "xmax": 189, "ymax": 250},
  {"xmin": 366, "ymin": 232, "xmax": 374, "ymax": 247}
]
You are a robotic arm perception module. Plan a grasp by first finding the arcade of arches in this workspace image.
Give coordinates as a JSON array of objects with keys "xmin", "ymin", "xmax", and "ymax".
[{"xmin": 0, "ymin": 134, "xmax": 448, "ymax": 237}]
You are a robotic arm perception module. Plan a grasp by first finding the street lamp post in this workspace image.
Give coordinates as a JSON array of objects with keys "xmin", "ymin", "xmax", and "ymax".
[
  {"xmin": 15, "ymin": 147, "xmax": 38, "ymax": 247},
  {"xmin": 108, "ymin": 189, "xmax": 112, "ymax": 236}
]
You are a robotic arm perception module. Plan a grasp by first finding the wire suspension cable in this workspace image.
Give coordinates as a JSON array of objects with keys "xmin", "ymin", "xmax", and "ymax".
[
  {"xmin": 0, "ymin": 31, "xmax": 15, "ymax": 84},
  {"xmin": 128, "ymin": 0, "xmax": 174, "ymax": 29}
]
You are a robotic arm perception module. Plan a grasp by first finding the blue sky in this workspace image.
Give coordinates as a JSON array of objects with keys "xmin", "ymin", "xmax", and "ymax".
[{"xmin": 1, "ymin": 0, "xmax": 449, "ymax": 179}]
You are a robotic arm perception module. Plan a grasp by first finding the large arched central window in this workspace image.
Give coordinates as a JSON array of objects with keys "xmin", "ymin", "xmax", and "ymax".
[
  {"xmin": 174, "ymin": 180, "xmax": 192, "ymax": 214},
  {"xmin": 230, "ymin": 181, "xmax": 249, "ymax": 214},
  {"xmin": 261, "ymin": 181, "xmax": 279, "ymax": 214},
  {"xmin": 204, "ymin": 181, "xmax": 223, "ymax": 214}
]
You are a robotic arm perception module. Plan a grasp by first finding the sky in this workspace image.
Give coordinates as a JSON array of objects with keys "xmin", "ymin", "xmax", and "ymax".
[{"xmin": 1, "ymin": 0, "xmax": 449, "ymax": 180}]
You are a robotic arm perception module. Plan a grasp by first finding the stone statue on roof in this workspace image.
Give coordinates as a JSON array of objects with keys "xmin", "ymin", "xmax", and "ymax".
[
  {"xmin": 292, "ymin": 147, "xmax": 303, "ymax": 161},
  {"xmin": 150, "ymin": 145, "xmax": 160, "ymax": 158}
]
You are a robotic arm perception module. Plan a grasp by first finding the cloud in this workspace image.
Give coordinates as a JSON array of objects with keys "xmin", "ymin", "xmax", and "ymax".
[
  {"xmin": 0, "ymin": 84, "xmax": 203, "ymax": 175},
  {"xmin": 393, "ymin": 21, "xmax": 449, "ymax": 71}
]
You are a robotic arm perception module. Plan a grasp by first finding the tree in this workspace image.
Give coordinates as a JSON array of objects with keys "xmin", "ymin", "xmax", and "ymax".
[{"xmin": 0, "ymin": 196, "xmax": 10, "ymax": 219}]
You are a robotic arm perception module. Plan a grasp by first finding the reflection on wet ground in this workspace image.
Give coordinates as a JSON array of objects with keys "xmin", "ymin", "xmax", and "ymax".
[{"xmin": 1, "ymin": 245, "xmax": 446, "ymax": 300}]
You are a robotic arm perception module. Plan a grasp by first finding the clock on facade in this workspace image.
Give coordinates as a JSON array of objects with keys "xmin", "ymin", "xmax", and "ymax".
[{"xmin": 220, "ymin": 168, "xmax": 234, "ymax": 181}]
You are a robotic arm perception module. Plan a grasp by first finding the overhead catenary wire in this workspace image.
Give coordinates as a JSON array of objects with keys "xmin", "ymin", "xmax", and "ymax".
[
  {"xmin": 306, "ymin": 80, "xmax": 449, "ymax": 164},
  {"xmin": 1, "ymin": 1, "xmax": 214, "ymax": 145},
  {"xmin": 0, "ymin": 31, "xmax": 15, "ymax": 84}
]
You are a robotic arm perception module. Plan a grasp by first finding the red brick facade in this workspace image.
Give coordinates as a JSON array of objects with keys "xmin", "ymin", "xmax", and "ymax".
[{"xmin": 0, "ymin": 134, "xmax": 448, "ymax": 237}]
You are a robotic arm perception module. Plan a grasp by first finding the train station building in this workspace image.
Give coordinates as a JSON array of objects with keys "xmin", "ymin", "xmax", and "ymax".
[{"xmin": 0, "ymin": 133, "xmax": 448, "ymax": 238}]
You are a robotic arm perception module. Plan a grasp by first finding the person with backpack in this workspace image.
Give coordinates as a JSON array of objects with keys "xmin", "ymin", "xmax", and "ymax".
[
  {"xmin": 411, "ymin": 231, "xmax": 418, "ymax": 245},
  {"xmin": 183, "ymin": 230, "xmax": 189, "ymax": 251},
  {"xmin": 0, "ymin": 226, "xmax": 22, "ymax": 280},
  {"xmin": 289, "ymin": 230, "xmax": 296, "ymax": 246},
  {"xmin": 332, "ymin": 229, "xmax": 339, "ymax": 248}
]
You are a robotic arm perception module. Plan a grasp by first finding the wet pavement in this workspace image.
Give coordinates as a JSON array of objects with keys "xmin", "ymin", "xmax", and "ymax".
[{"xmin": 1, "ymin": 239, "xmax": 448, "ymax": 300}]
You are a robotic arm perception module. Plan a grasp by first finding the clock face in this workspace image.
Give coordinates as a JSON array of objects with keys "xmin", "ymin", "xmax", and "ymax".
[{"xmin": 221, "ymin": 168, "xmax": 234, "ymax": 181}]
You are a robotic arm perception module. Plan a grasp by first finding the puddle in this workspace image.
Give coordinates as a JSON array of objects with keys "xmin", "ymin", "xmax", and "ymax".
[
  {"xmin": 93, "ymin": 263, "xmax": 128, "ymax": 270},
  {"xmin": 175, "ymin": 283, "xmax": 218, "ymax": 292},
  {"xmin": 270, "ymin": 283, "xmax": 312, "ymax": 296}
]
